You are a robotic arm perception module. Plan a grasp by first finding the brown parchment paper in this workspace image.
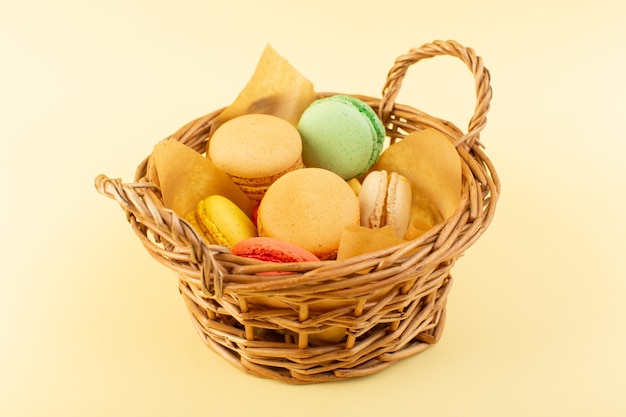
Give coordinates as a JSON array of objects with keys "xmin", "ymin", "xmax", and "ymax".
[
  {"xmin": 373, "ymin": 128, "xmax": 462, "ymax": 240},
  {"xmin": 336, "ymin": 128, "xmax": 463, "ymax": 258},
  {"xmin": 151, "ymin": 138, "xmax": 253, "ymax": 218},
  {"xmin": 209, "ymin": 44, "xmax": 316, "ymax": 137}
]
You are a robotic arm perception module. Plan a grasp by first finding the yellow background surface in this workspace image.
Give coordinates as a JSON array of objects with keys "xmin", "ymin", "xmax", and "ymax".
[{"xmin": 2, "ymin": 0, "xmax": 625, "ymax": 415}]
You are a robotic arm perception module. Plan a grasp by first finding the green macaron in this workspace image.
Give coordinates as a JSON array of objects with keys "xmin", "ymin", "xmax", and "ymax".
[{"xmin": 297, "ymin": 95, "xmax": 386, "ymax": 180}]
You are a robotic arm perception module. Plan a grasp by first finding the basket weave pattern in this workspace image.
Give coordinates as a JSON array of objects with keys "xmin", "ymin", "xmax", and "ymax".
[{"xmin": 95, "ymin": 40, "xmax": 499, "ymax": 384}]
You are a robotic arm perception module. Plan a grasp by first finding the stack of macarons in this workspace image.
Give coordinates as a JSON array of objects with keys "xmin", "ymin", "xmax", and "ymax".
[{"xmin": 184, "ymin": 94, "xmax": 413, "ymax": 262}]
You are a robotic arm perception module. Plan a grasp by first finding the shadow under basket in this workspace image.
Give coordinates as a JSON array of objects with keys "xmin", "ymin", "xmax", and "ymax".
[{"xmin": 95, "ymin": 40, "xmax": 500, "ymax": 384}]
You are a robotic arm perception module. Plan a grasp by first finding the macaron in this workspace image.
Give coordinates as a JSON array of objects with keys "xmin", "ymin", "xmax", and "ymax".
[
  {"xmin": 232, "ymin": 237, "xmax": 320, "ymax": 263},
  {"xmin": 297, "ymin": 95, "xmax": 386, "ymax": 180},
  {"xmin": 188, "ymin": 194, "xmax": 258, "ymax": 247},
  {"xmin": 208, "ymin": 114, "xmax": 303, "ymax": 201},
  {"xmin": 359, "ymin": 170, "xmax": 412, "ymax": 238},
  {"xmin": 257, "ymin": 167, "xmax": 360, "ymax": 260}
]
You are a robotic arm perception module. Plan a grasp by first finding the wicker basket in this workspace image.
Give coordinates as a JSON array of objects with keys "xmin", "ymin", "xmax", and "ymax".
[{"xmin": 95, "ymin": 40, "xmax": 499, "ymax": 384}]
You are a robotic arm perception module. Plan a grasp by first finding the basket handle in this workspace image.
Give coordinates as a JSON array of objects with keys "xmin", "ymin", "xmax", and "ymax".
[
  {"xmin": 379, "ymin": 40, "xmax": 492, "ymax": 149},
  {"xmin": 94, "ymin": 174, "xmax": 225, "ymax": 297}
]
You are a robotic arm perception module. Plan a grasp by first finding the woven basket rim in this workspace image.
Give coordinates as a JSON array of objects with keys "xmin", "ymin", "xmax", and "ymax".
[{"xmin": 115, "ymin": 89, "xmax": 500, "ymax": 298}]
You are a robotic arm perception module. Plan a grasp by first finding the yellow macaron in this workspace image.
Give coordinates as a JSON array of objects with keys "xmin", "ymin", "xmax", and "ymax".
[{"xmin": 189, "ymin": 194, "xmax": 258, "ymax": 247}]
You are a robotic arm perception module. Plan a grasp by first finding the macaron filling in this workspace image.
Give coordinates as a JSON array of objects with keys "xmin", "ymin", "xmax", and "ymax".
[{"xmin": 359, "ymin": 170, "xmax": 412, "ymax": 238}]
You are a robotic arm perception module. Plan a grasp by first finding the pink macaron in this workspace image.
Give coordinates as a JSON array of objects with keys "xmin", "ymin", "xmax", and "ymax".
[{"xmin": 231, "ymin": 236, "xmax": 320, "ymax": 263}]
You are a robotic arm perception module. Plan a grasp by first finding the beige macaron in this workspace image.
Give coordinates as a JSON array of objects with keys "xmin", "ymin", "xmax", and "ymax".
[
  {"xmin": 208, "ymin": 114, "xmax": 303, "ymax": 201},
  {"xmin": 359, "ymin": 170, "xmax": 412, "ymax": 238},
  {"xmin": 257, "ymin": 168, "xmax": 360, "ymax": 260}
]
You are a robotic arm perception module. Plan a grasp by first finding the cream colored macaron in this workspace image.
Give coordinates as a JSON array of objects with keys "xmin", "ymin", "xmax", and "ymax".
[
  {"xmin": 257, "ymin": 168, "xmax": 360, "ymax": 260},
  {"xmin": 208, "ymin": 114, "xmax": 303, "ymax": 201},
  {"xmin": 359, "ymin": 170, "xmax": 412, "ymax": 238}
]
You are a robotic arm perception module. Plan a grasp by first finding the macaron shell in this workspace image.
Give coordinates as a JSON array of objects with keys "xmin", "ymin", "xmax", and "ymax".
[
  {"xmin": 358, "ymin": 170, "xmax": 412, "ymax": 238},
  {"xmin": 257, "ymin": 168, "xmax": 360, "ymax": 260},
  {"xmin": 341, "ymin": 96, "xmax": 386, "ymax": 170},
  {"xmin": 359, "ymin": 170, "xmax": 388, "ymax": 229},
  {"xmin": 386, "ymin": 172, "xmax": 412, "ymax": 238},
  {"xmin": 195, "ymin": 195, "xmax": 258, "ymax": 247},
  {"xmin": 185, "ymin": 210, "xmax": 211, "ymax": 243},
  {"xmin": 208, "ymin": 113, "xmax": 303, "ymax": 178},
  {"xmin": 231, "ymin": 237, "xmax": 320, "ymax": 263},
  {"xmin": 297, "ymin": 95, "xmax": 385, "ymax": 180},
  {"xmin": 195, "ymin": 211, "xmax": 229, "ymax": 246}
]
